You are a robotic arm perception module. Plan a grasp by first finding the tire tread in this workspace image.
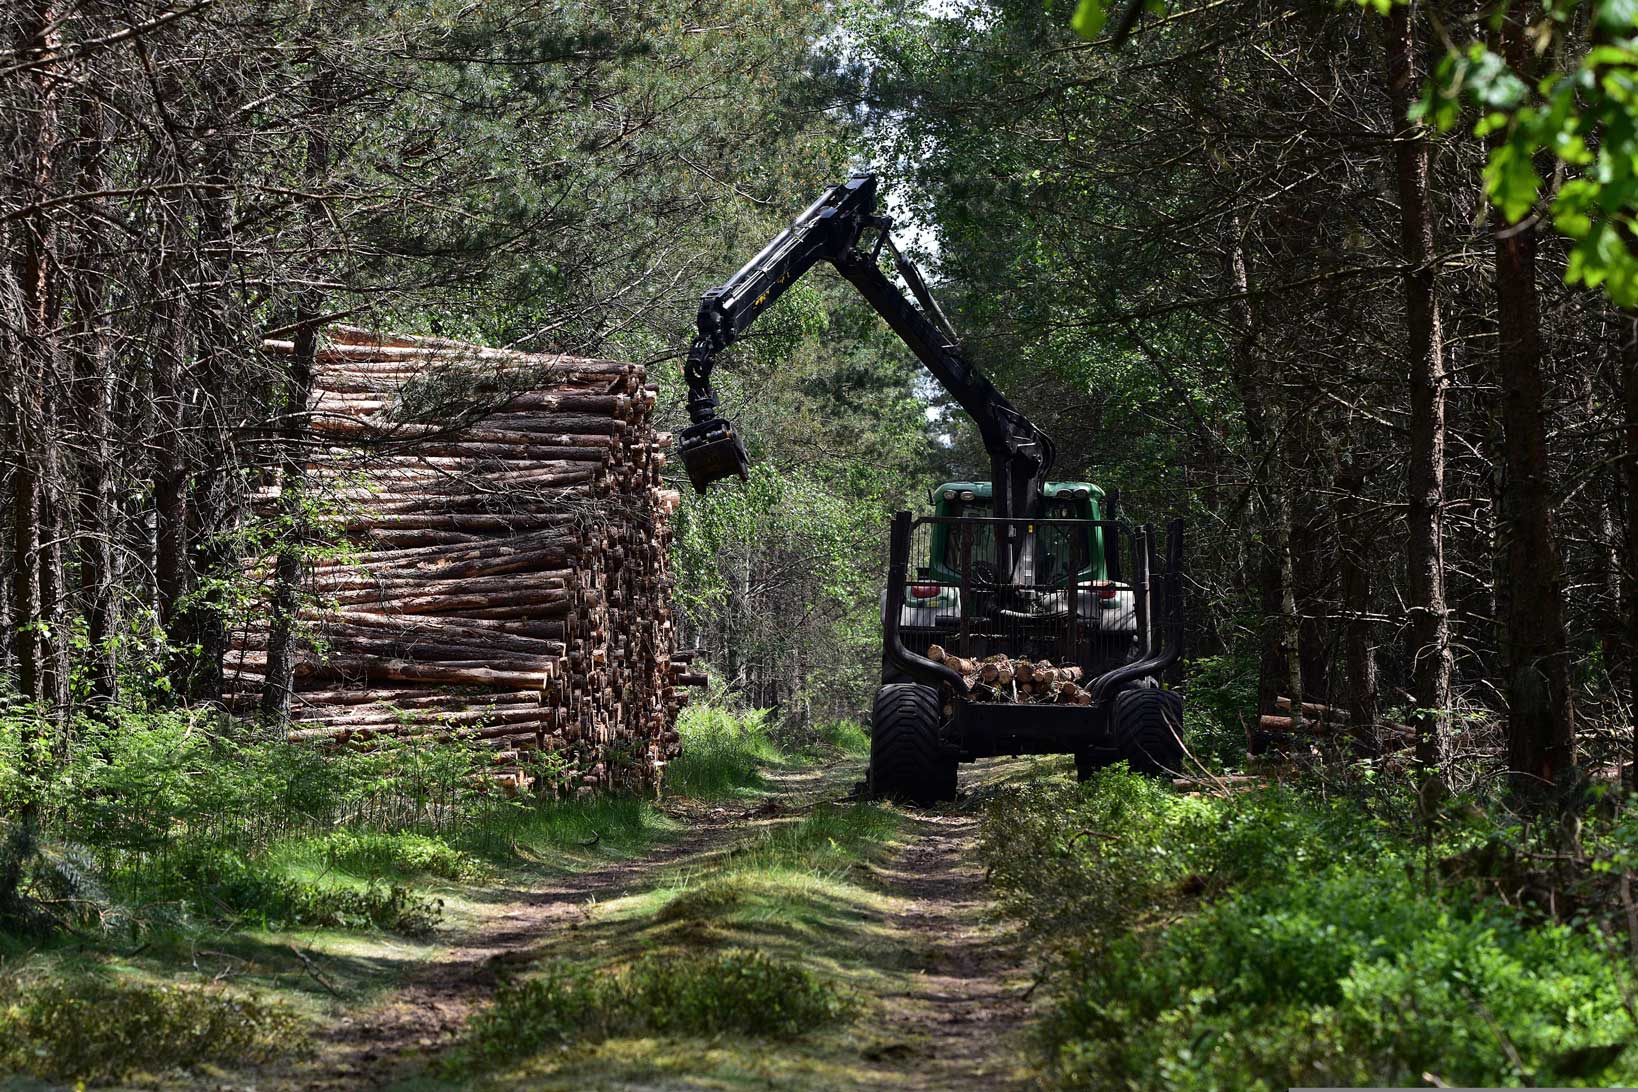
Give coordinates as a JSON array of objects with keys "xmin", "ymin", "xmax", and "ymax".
[
  {"xmin": 1112, "ymin": 688, "xmax": 1185, "ymax": 776},
  {"xmin": 870, "ymin": 683, "xmax": 956, "ymax": 804}
]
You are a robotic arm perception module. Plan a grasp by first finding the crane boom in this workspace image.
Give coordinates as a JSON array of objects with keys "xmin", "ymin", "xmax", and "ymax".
[{"xmin": 679, "ymin": 173, "xmax": 1055, "ymax": 533}]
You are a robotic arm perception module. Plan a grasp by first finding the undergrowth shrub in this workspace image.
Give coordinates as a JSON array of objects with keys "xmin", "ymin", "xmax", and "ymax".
[
  {"xmin": 446, "ymin": 949, "xmax": 852, "ymax": 1072},
  {"xmin": 980, "ymin": 771, "xmax": 1217, "ymax": 946},
  {"xmin": 986, "ymin": 767, "xmax": 1638, "ymax": 1090},
  {"xmin": 1, "ymin": 707, "xmax": 514, "ymax": 860},
  {"xmin": 1182, "ymin": 651, "xmax": 1259, "ymax": 769},
  {"xmin": 1053, "ymin": 868, "xmax": 1635, "ymax": 1089},
  {"xmin": 0, "ymin": 819, "xmax": 111, "ymax": 936},
  {"xmin": 0, "ymin": 976, "xmax": 299, "ymax": 1082},
  {"xmin": 0, "ymin": 706, "xmax": 655, "ymax": 941}
]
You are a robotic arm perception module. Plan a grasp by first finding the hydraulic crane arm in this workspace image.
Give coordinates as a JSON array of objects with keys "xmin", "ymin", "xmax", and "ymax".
[{"xmin": 680, "ymin": 173, "xmax": 1056, "ymax": 526}]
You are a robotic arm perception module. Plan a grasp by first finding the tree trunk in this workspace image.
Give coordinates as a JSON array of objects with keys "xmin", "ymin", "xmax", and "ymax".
[
  {"xmin": 1384, "ymin": 2, "xmax": 1452, "ymax": 771},
  {"xmin": 1623, "ymin": 313, "xmax": 1638, "ymax": 789},
  {"xmin": 1597, "ymin": 490, "xmax": 1627, "ymax": 698},
  {"xmin": 1492, "ymin": 5, "xmax": 1575, "ymax": 787},
  {"xmin": 261, "ymin": 63, "xmax": 334, "ymax": 724},
  {"xmin": 1273, "ymin": 471, "xmax": 1304, "ymax": 733},
  {"xmin": 0, "ymin": 478, "xmax": 13, "ymax": 681},
  {"xmin": 260, "ymin": 319, "xmax": 319, "ymax": 725},
  {"xmin": 5, "ymin": 0, "xmax": 61, "ymax": 811},
  {"xmin": 37, "ymin": 435, "xmax": 68, "ymax": 720},
  {"xmin": 1226, "ymin": 218, "xmax": 1302, "ymax": 735},
  {"xmin": 68, "ymin": 92, "xmax": 118, "ymax": 710},
  {"xmin": 8, "ymin": 428, "xmax": 41, "ymax": 708},
  {"xmin": 168, "ymin": 87, "xmax": 241, "ymax": 703},
  {"xmin": 152, "ymin": 289, "xmax": 188, "ymax": 636},
  {"xmin": 1336, "ymin": 460, "xmax": 1379, "ymax": 753}
]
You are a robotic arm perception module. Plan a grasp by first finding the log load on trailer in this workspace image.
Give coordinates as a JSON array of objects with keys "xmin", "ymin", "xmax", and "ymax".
[{"xmin": 679, "ymin": 174, "xmax": 1187, "ymax": 803}]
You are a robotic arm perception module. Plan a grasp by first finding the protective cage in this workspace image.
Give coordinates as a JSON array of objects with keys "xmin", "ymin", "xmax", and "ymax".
[{"xmin": 880, "ymin": 511, "xmax": 1186, "ymax": 759}]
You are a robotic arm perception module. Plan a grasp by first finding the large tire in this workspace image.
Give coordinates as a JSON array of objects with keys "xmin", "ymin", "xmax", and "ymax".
[
  {"xmin": 869, "ymin": 683, "xmax": 957, "ymax": 804},
  {"xmin": 1074, "ymin": 677, "xmax": 1157, "ymax": 781},
  {"xmin": 1112, "ymin": 687, "xmax": 1185, "ymax": 776}
]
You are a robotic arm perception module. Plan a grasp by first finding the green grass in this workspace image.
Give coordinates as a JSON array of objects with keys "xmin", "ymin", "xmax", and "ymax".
[
  {"xmin": 0, "ymin": 701, "xmax": 862, "ymax": 1086},
  {"xmin": 806, "ymin": 717, "xmax": 871, "ymax": 758},
  {"xmin": 449, "ymin": 793, "xmax": 672, "ymax": 864},
  {"xmin": 307, "ymin": 829, "xmax": 486, "ymax": 881},
  {"xmin": 0, "ymin": 789, "xmax": 682, "ymax": 1085},
  {"xmin": 664, "ymin": 705, "xmax": 787, "ymax": 799},
  {"xmin": 615, "ymin": 800, "xmax": 903, "ymax": 950},
  {"xmin": 434, "ymin": 792, "xmax": 909, "ymax": 1091},
  {"xmin": 124, "ymin": 840, "xmax": 447, "ymax": 935},
  {"xmin": 647, "ymin": 802, "xmax": 902, "ymax": 957},
  {"xmin": 719, "ymin": 801, "xmax": 898, "ymax": 874}
]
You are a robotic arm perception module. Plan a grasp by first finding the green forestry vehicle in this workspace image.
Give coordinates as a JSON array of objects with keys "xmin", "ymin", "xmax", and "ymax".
[{"xmin": 678, "ymin": 173, "xmax": 1185, "ymax": 804}]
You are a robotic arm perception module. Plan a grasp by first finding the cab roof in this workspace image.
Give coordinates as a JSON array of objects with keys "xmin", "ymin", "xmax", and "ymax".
[{"xmin": 929, "ymin": 481, "xmax": 1105, "ymax": 503}]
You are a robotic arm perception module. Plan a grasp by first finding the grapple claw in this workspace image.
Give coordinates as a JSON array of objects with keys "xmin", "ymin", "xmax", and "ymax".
[{"xmin": 678, "ymin": 417, "xmax": 750, "ymax": 493}]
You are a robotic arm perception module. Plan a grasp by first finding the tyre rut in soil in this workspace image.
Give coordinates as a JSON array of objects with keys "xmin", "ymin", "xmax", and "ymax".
[{"xmin": 870, "ymin": 683, "xmax": 957, "ymax": 804}]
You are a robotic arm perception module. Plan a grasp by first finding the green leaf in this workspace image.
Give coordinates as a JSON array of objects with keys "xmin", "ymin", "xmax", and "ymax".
[
  {"xmin": 1483, "ymin": 142, "xmax": 1543, "ymax": 222},
  {"xmin": 1473, "ymin": 111, "xmax": 1509, "ymax": 138},
  {"xmin": 1071, "ymin": 0, "xmax": 1108, "ymax": 39},
  {"xmin": 1551, "ymin": 179, "xmax": 1599, "ymax": 237},
  {"xmin": 1596, "ymin": 0, "xmax": 1638, "ymax": 34},
  {"xmin": 1474, "ymin": 58, "xmax": 1530, "ymax": 109}
]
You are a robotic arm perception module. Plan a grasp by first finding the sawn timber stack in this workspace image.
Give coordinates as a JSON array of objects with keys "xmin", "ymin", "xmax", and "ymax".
[{"xmin": 223, "ymin": 326, "xmax": 695, "ymax": 791}]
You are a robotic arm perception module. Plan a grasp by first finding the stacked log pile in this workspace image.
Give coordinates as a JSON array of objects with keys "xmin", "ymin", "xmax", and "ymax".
[
  {"xmin": 926, "ymin": 645, "xmax": 1093, "ymax": 705},
  {"xmin": 224, "ymin": 326, "xmax": 696, "ymax": 791}
]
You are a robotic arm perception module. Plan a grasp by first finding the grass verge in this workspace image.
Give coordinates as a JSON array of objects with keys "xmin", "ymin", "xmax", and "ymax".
[{"xmin": 664, "ymin": 705, "xmax": 787, "ymax": 799}]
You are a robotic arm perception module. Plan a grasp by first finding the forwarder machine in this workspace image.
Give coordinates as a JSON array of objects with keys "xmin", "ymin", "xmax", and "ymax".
[{"xmin": 679, "ymin": 173, "xmax": 1186, "ymax": 804}]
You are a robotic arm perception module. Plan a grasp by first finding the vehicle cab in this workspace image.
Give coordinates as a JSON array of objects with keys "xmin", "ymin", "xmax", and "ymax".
[
  {"xmin": 894, "ymin": 481, "xmax": 1139, "ymax": 671},
  {"xmin": 924, "ymin": 480, "xmax": 1110, "ymax": 586}
]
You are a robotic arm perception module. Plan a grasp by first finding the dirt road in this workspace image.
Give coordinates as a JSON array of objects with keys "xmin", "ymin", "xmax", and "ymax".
[{"xmin": 273, "ymin": 761, "xmax": 1038, "ymax": 1091}]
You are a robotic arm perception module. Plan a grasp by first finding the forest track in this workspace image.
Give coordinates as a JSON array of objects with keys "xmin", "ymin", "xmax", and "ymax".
[
  {"xmin": 274, "ymin": 766, "xmax": 850, "ymax": 1090},
  {"xmin": 867, "ymin": 792, "xmax": 1036, "ymax": 1091},
  {"xmin": 259, "ymin": 759, "xmax": 1037, "ymax": 1091}
]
